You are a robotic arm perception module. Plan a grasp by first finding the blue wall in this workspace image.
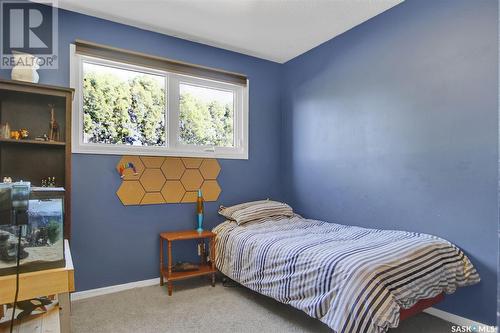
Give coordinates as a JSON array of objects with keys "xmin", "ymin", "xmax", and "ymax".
[
  {"xmin": 1, "ymin": 8, "xmax": 284, "ymax": 291},
  {"xmin": 0, "ymin": 0, "xmax": 496, "ymax": 325},
  {"xmin": 281, "ymin": 0, "xmax": 498, "ymax": 325}
]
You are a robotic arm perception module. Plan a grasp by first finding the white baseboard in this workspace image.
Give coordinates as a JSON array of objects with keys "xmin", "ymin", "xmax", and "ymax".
[
  {"xmin": 71, "ymin": 278, "xmax": 495, "ymax": 329},
  {"xmin": 71, "ymin": 277, "xmax": 160, "ymax": 301},
  {"xmin": 423, "ymin": 307, "xmax": 496, "ymax": 329}
]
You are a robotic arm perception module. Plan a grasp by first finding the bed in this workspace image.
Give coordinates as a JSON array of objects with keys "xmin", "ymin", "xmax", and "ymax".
[{"xmin": 213, "ymin": 215, "xmax": 480, "ymax": 333}]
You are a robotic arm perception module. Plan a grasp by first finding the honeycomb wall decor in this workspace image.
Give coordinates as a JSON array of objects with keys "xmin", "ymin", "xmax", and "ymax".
[{"xmin": 116, "ymin": 156, "xmax": 221, "ymax": 206}]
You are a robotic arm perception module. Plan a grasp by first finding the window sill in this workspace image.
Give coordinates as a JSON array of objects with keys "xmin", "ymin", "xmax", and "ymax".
[{"xmin": 72, "ymin": 144, "xmax": 248, "ymax": 160}]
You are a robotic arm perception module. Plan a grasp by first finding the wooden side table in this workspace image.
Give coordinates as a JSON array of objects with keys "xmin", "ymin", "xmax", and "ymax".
[{"xmin": 159, "ymin": 230, "xmax": 216, "ymax": 296}]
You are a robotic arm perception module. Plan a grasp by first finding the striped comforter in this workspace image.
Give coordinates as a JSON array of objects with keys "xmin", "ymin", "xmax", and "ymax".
[{"xmin": 213, "ymin": 215, "xmax": 480, "ymax": 333}]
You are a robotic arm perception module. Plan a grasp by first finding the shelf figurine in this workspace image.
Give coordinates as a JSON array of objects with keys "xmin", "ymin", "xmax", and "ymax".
[
  {"xmin": 19, "ymin": 129, "xmax": 29, "ymax": 139},
  {"xmin": 48, "ymin": 104, "xmax": 59, "ymax": 142},
  {"xmin": 35, "ymin": 134, "xmax": 49, "ymax": 142},
  {"xmin": 10, "ymin": 130, "xmax": 20, "ymax": 140},
  {"xmin": 0, "ymin": 123, "xmax": 10, "ymax": 139},
  {"xmin": 41, "ymin": 177, "xmax": 56, "ymax": 187}
]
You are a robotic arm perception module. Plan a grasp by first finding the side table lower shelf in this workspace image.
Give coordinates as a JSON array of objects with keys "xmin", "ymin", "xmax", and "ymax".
[{"xmin": 162, "ymin": 264, "xmax": 216, "ymax": 282}]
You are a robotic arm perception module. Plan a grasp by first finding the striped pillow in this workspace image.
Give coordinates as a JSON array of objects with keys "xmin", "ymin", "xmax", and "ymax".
[{"xmin": 219, "ymin": 200, "xmax": 294, "ymax": 225}]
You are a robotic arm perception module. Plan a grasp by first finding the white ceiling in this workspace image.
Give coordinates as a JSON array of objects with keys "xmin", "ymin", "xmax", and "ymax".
[{"xmin": 55, "ymin": 0, "xmax": 403, "ymax": 63}]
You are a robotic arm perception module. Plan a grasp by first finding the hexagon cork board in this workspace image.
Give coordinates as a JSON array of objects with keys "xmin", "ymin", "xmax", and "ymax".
[{"xmin": 116, "ymin": 156, "xmax": 221, "ymax": 206}]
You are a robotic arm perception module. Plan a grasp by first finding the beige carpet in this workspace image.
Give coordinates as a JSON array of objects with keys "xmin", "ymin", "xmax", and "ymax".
[{"xmin": 71, "ymin": 278, "xmax": 454, "ymax": 333}]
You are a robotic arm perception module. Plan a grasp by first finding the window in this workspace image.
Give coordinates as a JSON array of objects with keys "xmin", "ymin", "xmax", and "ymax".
[
  {"xmin": 71, "ymin": 45, "xmax": 248, "ymax": 159},
  {"xmin": 179, "ymin": 82, "xmax": 234, "ymax": 147},
  {"xmin": 82, "ymin": 62, "xmax": 166, "ymax": 147}
]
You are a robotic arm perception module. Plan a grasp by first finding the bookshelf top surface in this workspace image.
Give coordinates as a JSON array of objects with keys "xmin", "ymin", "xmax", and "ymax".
[{"xmin": 0, "ymin": 79, "xmax": 74, "ymax": 97}]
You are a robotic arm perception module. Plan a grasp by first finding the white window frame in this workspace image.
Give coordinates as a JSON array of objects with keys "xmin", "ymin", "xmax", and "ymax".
[{"xmin": 70, "ymin": 44, "xmax": 249, "ymax": 159}]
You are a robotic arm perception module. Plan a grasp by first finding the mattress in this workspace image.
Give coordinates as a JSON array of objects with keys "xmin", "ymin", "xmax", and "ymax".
[{"xmin": 213, "ymin": 215, "xmax": 480, "ymax": 333}]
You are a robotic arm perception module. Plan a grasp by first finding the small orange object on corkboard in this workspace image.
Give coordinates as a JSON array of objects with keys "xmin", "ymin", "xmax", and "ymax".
[{"xmin": 116, "ymin": 156, "xmax": 222, "ymax": 206}]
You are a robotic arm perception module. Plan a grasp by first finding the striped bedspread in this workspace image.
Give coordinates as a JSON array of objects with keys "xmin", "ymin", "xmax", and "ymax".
[{"xmin": 213, "ymin": 215, "xmax": 480, "ymax": 333}]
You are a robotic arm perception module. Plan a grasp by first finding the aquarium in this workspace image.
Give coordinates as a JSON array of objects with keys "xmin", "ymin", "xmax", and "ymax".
[{"xmin": 0, "ymin": 184, "xmax": 65, "ymax": 276}]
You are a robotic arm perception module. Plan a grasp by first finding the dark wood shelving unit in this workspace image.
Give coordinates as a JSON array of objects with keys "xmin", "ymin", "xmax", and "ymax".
[{"xmin": 0, "ymin": 79, "xmax": 73, "ymax": 239}]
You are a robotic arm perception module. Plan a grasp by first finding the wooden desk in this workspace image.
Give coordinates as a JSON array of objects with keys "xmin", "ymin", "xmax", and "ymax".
[
  {"xmin": 159, "ymin": 230, "xmax": 216, "ymax": 296},
  {"xmin": 0, "ymin": 240, "xmax": 74, "ymax": 333}
]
